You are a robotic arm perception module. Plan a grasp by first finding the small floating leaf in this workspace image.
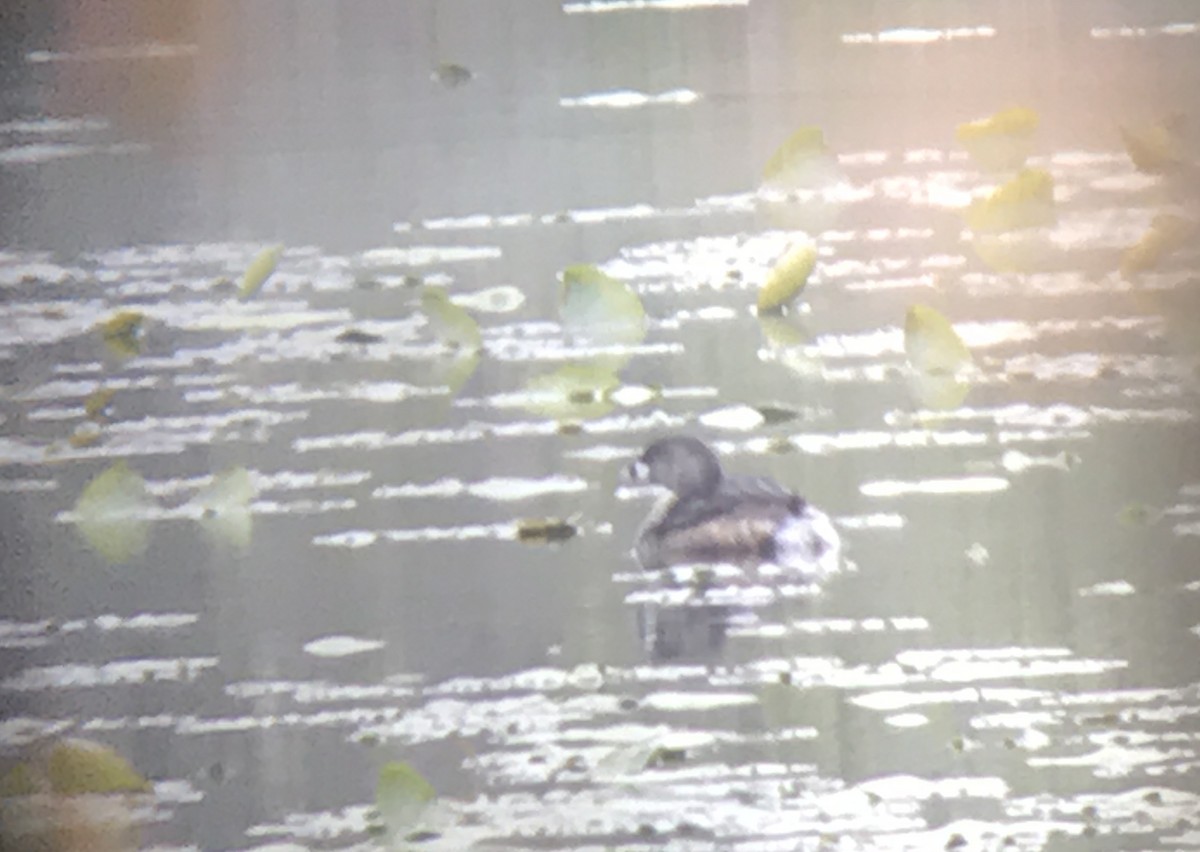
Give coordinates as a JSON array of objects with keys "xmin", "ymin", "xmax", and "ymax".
[
  {"xmin": 336, "ymin": 328, "xmax": 385, "ymax": 345},
  {"xmin": 74, "ymin": 460, "xmax": 153, "ymax": 563},
  {"xmin": 560, "ymin": 264, "xmax": 645, "ymax": 344},
  {"xmin": 758, "ymin": 243, "xmax": 817, "ymax": 313},
  {"xmin": 965, "ymin": 168, "xmax": 1056, "ymax": 233},
  {"xmin": 521, "ymin": 362, "xmax": 620, "ymax": 420},
  {"xmin": 904, "ymin": 305, "xmax": 971, "ymax": 374},
  {"xmin": 83, "ymin": 387, "xmax": 117, "ymax": 422},
  {"xmin": 44, "ymin": 739, "xmax": 151, "ymax": 795},
  {"xmin": 515, "ymin": 518, "xmax": 578, "ymax": 543},
  {"xmin": 1120, "ymin": 117, "xmax": 1186, "ymax": 174},
  {"xmin": 238, "ymin": 244, "xmax": 284, "ymax": 301},
  {"xmin": 762, "ymin": 126, "xmax": 834, "ymax": 188},
  {"xmin": 68, "ymin": 423, "xmax": 103, "ymax": 449},
  {"xmin": 98, "ymin": 310, "xmax": 144, "ymax": 358},
  {"xmin": 189, "ymin": 466, "xmax": 255, "ymax": 549},
  {"xmin": 955, "ymin": 106, "xmax": 1039, "ymax": 171},
  {"xmin": 376, "ymin": 762, "xmax": 436, "ymax": 841},
  {"xmin": 421, "ymin": 287, "xmax": 482, "ymax": 351},
  {"xmin": 906, "ymin": 369, "xmax": 971, "ymax": 411},
  {"xmin": 1120, "ymin": 213, "xmax": 1196, "ymax": 278}
]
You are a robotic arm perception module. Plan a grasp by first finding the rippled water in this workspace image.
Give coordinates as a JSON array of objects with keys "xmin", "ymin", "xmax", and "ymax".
[{"xmin": 2, "ymin": 2, "xmax": 1200, "ymax": 850}]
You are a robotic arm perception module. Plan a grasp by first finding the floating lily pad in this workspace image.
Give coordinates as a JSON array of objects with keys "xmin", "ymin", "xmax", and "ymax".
[
  {"xmin": 906, "ymin": 368, "xmax": 972, "ymax": 411},
  {"xmin": 965, "ymin": 169, "xmax": 1056, "ymax": 233},
  {"xmin": 520, "ymin": 362, "xmax": 620, "ymax": 420},
  {"xmin": 0, "ymin": 762, "xmax": 39, "ymax": 797},
  {"xmin": 1120, "ymin": 213, "xmax": 1196, "ymax": 278},
  {"xmin": 375, "ymin": 762, "xmax": 436, "ymax": 842},
  {"xmin": 970, "ymin": 230, "xmax": 1059, "ymax": 274},
  {"xmin": 189, "ymin": 466, "xmax": 256, "ymax": 549},
  {"xmin": 515, "ymin": 518, "xmax": 578, "ymax": 543},
  {"xmin": 98, "ymin": 311, "xmax": 145, "ymax": 359},
  {"xmin": 758, "ymin": 243, "xmax": 817, "ymax": 313},
  {"xmin": 421, "ymin": 288, "xmax": 483, "ymax": 351},
  {"xmin": 73, "ymin": 460, "xmax": 154, "ymax": 563},
  {"xmin": 44, "ymin": 739, "xmax": 150, "ymax": 796},
  {"xmin": 1120, "ymin": 116, "xmax": 1187, "ymax": 174},
  {"xmin": 955, "ymin": 106, "xmax": 1038, "ymax": 171},
  {"xmin": 560, "ymin": 264, "xmax": 645, "ymax": 345},
  {"xmin": 761, "ymin": 126, "xmax": 837, "ymax": 189},
  {"xmin": 238, "ymin": 244, "xmax": 284, "ymax": 301},
  {"xmin": 904, "ymin": 305, "xmax": 971, "ymax": 374}
]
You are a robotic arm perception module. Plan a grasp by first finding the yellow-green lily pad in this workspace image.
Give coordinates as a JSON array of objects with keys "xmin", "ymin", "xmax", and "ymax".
[
  {"xmin": 762, "ymin": 126, "xmax": 834, "ymax": 188},
  {"xmin": 83, "ymin": 388, "xmax": 117, "ymax": 422},
  {"xmin": 560, "ymin": 264, "xmax": 645, "ymax": 344},
  {"xmin": 190, "ymin": 466, "xmax": 256, "ymax": 550},
  {"xmin": 965, "ymin": 168, "xmax": 1056, "ymax": 233},
  {"xmin": 375, "ymin": 761, "xmax": 436, "ymax": 841},
  {"xmin": 904, "ymin": 305, "xmax": 971, "ymax": 374},
  {"xmin": 45, "ymin": 739, "xmax": 151, "ymax": 796},
  {"xmin": 758, "ymin": 243, "xmax": 817, "ymax": 313},
  {"xmin": 238, "ymin": 244, "xmax": 284, "ymax": 301},
  {"xmin": 1120, "ymin": 117, "xmax": 1187, "ymax": 175},
  {"xmin": 421, "ymin": 287, "xmax": 483, "ymax": 351},
  {"xmin": 521, "ymin": 362, "xmax": 621, "ymax": 420},
  {"xmin": 1120, "ymin": 213, "xmax": 1196, "ymax": 278},
  {"xmin": 73, "ymin": 460, "xmax": 154, "ymax": 563},
  {"xmin": 98, "ymin": 311, "xmax": 145, "ymax": 359},
  {"xmin": 955, "ymin": 106, "xmax": 1039, "ymax": 171}
]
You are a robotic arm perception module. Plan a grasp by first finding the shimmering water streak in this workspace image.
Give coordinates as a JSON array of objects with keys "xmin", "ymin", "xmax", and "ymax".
[
  {"xmin": 563, "ymin": 0, "xmax": 747, "ymax": 12},
  {"xmin": 860, "ymin": 476, "xmax": 1010, "ymax": 497},
  {"xmin": 842, "ymin": 26, "xmax": 996, "ymax": 45},
  {"xmin": 560, "ymin": 89, "xmax": 700, "ymax": 108}
]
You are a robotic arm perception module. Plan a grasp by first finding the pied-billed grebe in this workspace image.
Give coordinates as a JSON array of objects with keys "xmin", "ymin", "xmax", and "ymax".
[{"xmin": 622, "ymin": 436, "xmax": 840, "ymax": 576}]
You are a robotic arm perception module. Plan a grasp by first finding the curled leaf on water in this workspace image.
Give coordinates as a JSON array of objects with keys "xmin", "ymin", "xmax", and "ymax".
[
  {"xmin": 238, "ymin": 244, "xmax": 284, "ymax": 301},
  {"xmin": 98, "ymin": 310, "xmax": 145, "ymax": 358},
  {"xmin": 73, "ymin": 460, "xmax": 155, "ymax": 563},
  {"xmin": 375, "ymin": 762, "xmax": 436, "ymax": 842},
  {"xmin": 904, "ymin": 305, "xmax": 971, "ymax": 374},
  {"xmin": 520, "ymin": 362, "xmax": 620, "ymax": 420},
  {"xmin": 965, "ymin": 168, "xmax": 1056, "ymax": 234},
  {"xmin": 420, "ymin": 287, "xmax": 483, "ymax": 352},
  {"xmin": 84, "ymin": 387, "xmax": 117, "ymax": 422},
  {"xmin": 1120, "ymin": 214, "xmax": 1197, "ymax": 278},
  {"xmin": 758, "ymin": 243, "xmax": 818, "ymax": 314},
  {"xmin": 955, "ymin": 106, "xmax": 1039, "ymax": 171},
  {"xmin": 761, "ymin": 126, "xmax": 840, "ymax": 190},
  {"xmin": 515, "ymin": 517, "xmax": 578, "ymax": 543},
  {"xmin": 559, "ymin": 264, "xmax": 646, "ymax": 344},
  {"xmin": 1120, "ymin": 116, "xmax": 1187, "ymax": 175},
  {"xmin": 189, "ymin": 466, "xmax": 256, "ymax": 550}
]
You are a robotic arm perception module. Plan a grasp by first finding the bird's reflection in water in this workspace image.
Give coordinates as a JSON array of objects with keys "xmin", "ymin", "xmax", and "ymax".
[{"xmin": 636, "ymin": 599, "xmax": 734, "ymax": 661}]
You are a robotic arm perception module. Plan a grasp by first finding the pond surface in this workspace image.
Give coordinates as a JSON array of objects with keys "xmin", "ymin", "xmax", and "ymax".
[{"xmin": 2, "ymin": 1, "xmax": 1200, "ymax": 850}]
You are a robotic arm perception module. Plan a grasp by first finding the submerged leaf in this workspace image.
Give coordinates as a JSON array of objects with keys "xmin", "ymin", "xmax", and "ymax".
[
  {"xmin": 376, "ymin": 762, "xmax": 436, "ymax": 841},
  {"xmin": 559, "ymin": 264, "xmax": 645, "ymax": 344},
  {"xmin": 238, "ymin": 244, "xmax": 284, "ymax": 301},
  {"xmin": 515, "ymin": 518, "xmax": 578, "ymax": 543},
  {"xmin": 758, "ymin": 243, "xmax": 817, "ymax": 313},
  {"xmin": 44, "ymin": 739, "xmax": 150, "ymax": 796},
  {"xmin": 1120, "ymin": 117, "xmax": 1187, "ymax": 175},
  {"xmin": 520, "ymin": 363, "xmax": 620, "ymax": 420},
  {"xmin": 904, "ymin": 305, "xmax": 971, "ymax": 374},
  {"xmin": 98, "ymin": 311, "xmax": 145, "ymax": 359},
  {"xmin": 73, "ymin": 460, "xmax": 154, "ymax": 563},
  {"xmin": 965, "ymin": 169, "xmax": 1056, "ymax": 233},
  {"xmin": 0, "ymin": 762, "xmax": 39, "ymax": 797},
  {"xmin": 955, "ymin": 106, "xmax": 1039, "ymax": 171},
  {"xmin": 1120, "ymin": 213, "xmax": 1196, "ymax": 278},
  {"xmin": 421, "ymin": 288, "xmax": 483, "ymax": 351}
]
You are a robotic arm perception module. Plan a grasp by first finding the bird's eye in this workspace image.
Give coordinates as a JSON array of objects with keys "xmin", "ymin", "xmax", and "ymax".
[{"xmin": 630, "ymin": 460, "xmax": 650, "ymax": 481}]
